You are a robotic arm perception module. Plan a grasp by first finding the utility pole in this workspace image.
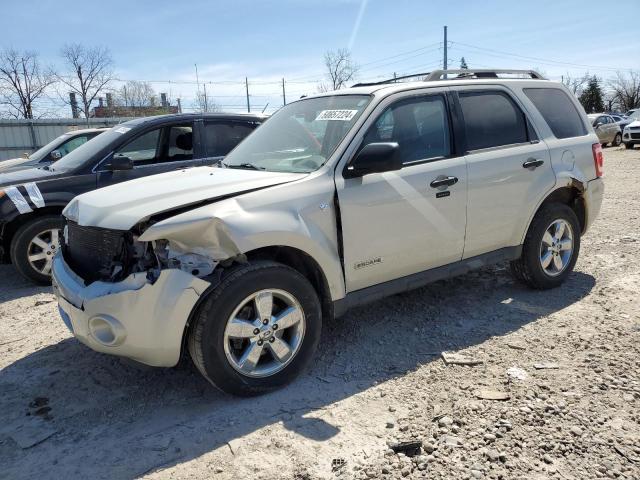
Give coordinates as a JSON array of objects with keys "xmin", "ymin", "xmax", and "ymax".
[
  {"xmin": 245, "ymin": 77, "xmax": 250, "ymax": 113},
  {"xmin": 393, "ymin": 72, "xmax": 397, "ymax": 82},
  {"xmin": 195, "ymin": 63, "xmax": 201, "ymax": 111},
  {"xmin": 177, "ymin": 98, "xmax": 182, "ymax": 113},
  {"xmin": 443, "ymin": 25, "xmax": 448, "ymax": 79},
  {"xmin": 282, "ymin": 78, "xmax": 286, "ymax": 106},
  {"xmin": 203, "ymin": 83, "xmax": 209, "ymax": 112}
]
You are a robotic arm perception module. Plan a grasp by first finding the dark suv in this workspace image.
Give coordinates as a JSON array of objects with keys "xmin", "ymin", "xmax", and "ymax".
[{"xmin": 0, "ymin": 113, "xmax": 266, "ymax": 284}]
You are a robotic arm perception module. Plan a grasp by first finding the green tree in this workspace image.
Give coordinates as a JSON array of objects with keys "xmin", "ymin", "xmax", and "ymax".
[
  {"xmin": 460, "ymin": 57, "xmax": 468, "ymax": 69},
  {"xmin": 579, "ymin": 76, "xmax": 605, "ymax": 113}
]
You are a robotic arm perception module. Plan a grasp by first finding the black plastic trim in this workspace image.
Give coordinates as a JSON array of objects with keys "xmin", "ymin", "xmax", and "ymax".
[{"xmin": 333, "ymin": 246, "xmax": 522, "ymax": 318}]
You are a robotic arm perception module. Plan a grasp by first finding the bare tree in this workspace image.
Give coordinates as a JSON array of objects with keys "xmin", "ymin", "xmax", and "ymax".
[
  {"xmin": 116, "ymin": 80, "xmax": 157, "ymax": 107},
  {"xmin": 57, "ymin": 44, "xmax": 114, "ymax": 122},
  {"xmin": 319, "ymin": 49, "xmax": 359, "ymax": 92},
  {"xmin": 0, "ymin": 49, "xmax": 56, "ymax": 119},
  {"xmin": 562, "ymin": 72, "xmax": 589, "ymax": 97},
  {"xmin": 608, "ymin": 71, "xmax": 640, "ymax": 113},
  {"xmin": 194, "ymin": 90, "xmax": 220, "ymax": 112}
]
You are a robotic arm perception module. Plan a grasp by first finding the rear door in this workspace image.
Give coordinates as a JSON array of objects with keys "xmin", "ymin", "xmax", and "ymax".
[
  {"xmin": 200, "ymin": 120, "xmax": 259, "ymax": 166},
  {"xmin": 452, "ymin": 86, "xmax": 554, "ymax": 259},
  {"xmin": 336, "ymin": 89, "xmax": 468, "ymax": 292},
  {"xmin": 96, "ymin": 122, "xmax": 200, "ymax": 187}
]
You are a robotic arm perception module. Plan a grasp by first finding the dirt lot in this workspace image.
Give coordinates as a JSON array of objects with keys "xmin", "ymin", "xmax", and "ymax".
[{"xmin": 1, "ymin": 147, "xmax": 639, "ymax": 480}]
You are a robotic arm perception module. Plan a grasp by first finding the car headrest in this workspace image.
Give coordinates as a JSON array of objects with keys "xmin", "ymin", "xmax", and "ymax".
[{"xmin": 175, "ymin": 132, "xmax": 193, "ymax": 151}]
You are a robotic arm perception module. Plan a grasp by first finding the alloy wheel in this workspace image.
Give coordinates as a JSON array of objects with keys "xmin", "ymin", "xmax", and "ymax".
[
  {"xmin": 27, "ymin": 229, "xmax": 60, "ymax": 276},
  {"xmin": 223, "ymin": 289, "xmax": 306, "ymax": 378},
  {"xmin": 539, "ymin": 219, "xmax": 573, "ymax": 277}
]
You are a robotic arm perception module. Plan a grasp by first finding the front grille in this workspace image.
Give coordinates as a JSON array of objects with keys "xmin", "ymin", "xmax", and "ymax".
[
  {"xmin": 64, "ymin": 221, "xmax": 129, "ymax": 283},
  {"xmin": 631, "ymin": 133, "xmax": 640, "ymax": 140}
]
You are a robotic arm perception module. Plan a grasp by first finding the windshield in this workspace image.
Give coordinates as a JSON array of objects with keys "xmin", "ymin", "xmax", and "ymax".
[
  {"xmin": 28, "ymin": 134, "xmax": 69, "ymax": 162},
  {"xmin": 223, "ymin": 95, "xmax": 371, "ymax": 173},
  {"xmin": 49, "ymin": 121, "xmax": 141, "ymax": 172}
]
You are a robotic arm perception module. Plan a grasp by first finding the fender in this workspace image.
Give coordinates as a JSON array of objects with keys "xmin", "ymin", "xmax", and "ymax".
[
  {"xmin": 138, "ymin": 184, "xmax": 347, "ymax": 301},
  {"xmin": 519, "ymin": 174, "xmax": 587, "ymax": 244}
]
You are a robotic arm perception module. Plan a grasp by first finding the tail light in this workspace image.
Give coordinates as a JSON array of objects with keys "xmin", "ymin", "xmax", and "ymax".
[{"xmin": 592, "ymin": 143, "xmax": 604, "ymax": 177}]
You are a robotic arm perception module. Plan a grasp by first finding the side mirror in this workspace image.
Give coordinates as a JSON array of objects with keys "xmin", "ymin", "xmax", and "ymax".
[
  {"xmin": 344, "ymin": 142, "xmax": 402, "ymax": 179},
  {"xmin": 50, "ymin": 150, "xmax": 62, "ymax": 161},
  {"xmin": 104, "ymin": 155, "xmax": 134, "ymax": 171}
]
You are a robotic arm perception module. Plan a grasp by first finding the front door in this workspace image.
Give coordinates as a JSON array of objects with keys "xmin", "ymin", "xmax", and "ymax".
[
  {"xmin": 97, "ymin": 122, "xmax": 201, "ymax": 187},
  {"xmin": 337, "ymin": 92, "xmax": 468, "ymax": 292}
]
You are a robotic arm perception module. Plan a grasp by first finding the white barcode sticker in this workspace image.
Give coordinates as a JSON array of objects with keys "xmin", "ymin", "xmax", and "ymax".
[{"xmin": 315, "ymin": 110, "xmax": 358, "ymax": 121}]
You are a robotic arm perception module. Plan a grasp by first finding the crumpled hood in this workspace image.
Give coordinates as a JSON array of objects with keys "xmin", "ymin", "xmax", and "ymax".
[
  {"xmin": 624, "ymin": 120, "xmax": 640, "ymax": 130},
  {"xmin": 66, "ymin": 166, "xmax": 307, "ymax": 230}
]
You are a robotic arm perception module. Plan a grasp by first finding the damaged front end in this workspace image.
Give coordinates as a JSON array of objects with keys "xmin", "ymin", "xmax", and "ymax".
[
  {"xmin": 62, "ymin": 220, "xmax": 220, "ymax": 286},
  {"xmin": 53, "ymin": 218, "xmax": 218, "ymax": 367}
]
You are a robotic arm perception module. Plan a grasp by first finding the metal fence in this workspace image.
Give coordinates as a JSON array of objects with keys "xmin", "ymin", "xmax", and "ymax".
[{"xmin": 0, "ymin": 118, "xmax": 131, "ymax": 161}]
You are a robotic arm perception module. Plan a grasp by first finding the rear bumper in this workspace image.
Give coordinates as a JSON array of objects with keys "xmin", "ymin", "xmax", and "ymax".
[
  {"xmin": 52, "ymin": 254, "xmax": 211, "ymax": 367},
  {"xmin": 583, "ymin": 177, "xmax": 604, "ymax": 233}
]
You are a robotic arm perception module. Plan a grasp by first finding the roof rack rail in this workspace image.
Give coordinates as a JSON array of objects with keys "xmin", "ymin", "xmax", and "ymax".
[
  {"xmin": 425, "ymin": 69, "xmax": 546, "ymax": 80},
  {"xmin": 352, "ymin": 69, "xmax": 546, "ymax": 88},
  {"xmin": 352, "ymin": 72, "xmax": 432, "ymax": 87}
]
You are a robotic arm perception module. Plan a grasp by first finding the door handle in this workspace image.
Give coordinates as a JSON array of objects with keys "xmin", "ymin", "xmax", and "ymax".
[
  {"xmin": 522, "ymin": 158, "xmax": 544, "ymax": 169},
  {"xmin": 430, "ymin": 176, "xmax": 458, "ymax": 188}
]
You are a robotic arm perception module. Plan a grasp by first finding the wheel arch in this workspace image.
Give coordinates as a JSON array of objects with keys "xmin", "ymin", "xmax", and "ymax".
[
  {"xmin": 1, "ymin": 205, "xmax": 66, "ymax": 262},
  {"xmin": 522, "ymin": 183, "xmax": 587, "ymax": 244},
  {"xmin": 179, "ymin": 246, "xmax": 335, "ymax": 364}
]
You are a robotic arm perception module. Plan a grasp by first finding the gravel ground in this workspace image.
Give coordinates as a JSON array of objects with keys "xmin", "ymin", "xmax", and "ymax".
[{"xmin": 0, "ymin": 147, "xmax": 638, "ymax": 480}]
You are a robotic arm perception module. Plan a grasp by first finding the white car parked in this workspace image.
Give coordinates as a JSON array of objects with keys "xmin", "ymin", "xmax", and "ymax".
[{"xmin": 52, "ymin": 69, "xmax": 604, "ymax": 395}]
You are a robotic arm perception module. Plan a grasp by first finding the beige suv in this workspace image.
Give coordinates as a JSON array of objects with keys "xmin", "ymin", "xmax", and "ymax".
[{"xmin": 52, "ymin": 69, "xmax": 604, "ymax": 395}]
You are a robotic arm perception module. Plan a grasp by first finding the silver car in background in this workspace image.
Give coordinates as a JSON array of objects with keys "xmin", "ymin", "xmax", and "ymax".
[{"xmin": 588, "ymin": 114, "xmax": 622, "ymax": 147}]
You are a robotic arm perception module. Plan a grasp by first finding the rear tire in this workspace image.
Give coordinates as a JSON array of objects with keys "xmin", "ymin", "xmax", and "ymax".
[
  {"xmin": 188, "ymin": 261, "xmax": 322, "ymax": 396},
  {"xmin": 510, "ymin": 203, "xmax": 580, "ymax": 290},
  {"xmin": 10, "ymin": 215, "xmax": 64, "ymax": 285}
]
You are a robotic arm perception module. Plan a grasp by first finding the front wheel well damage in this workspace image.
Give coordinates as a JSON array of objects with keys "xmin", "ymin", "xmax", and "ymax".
[
  {"xmin": 1, "ymin": 206, "xmax": 65, "ymax": 262},
  {"xmin": 179, "ymin": 245, "xmax": 334, "ymax": 363},
  {"xmin": 538, "ymin": 186, "xmax": 586, "ymax": 234}
]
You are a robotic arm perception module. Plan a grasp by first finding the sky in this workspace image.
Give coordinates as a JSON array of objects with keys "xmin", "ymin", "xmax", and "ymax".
[{"xmin": 2, "ymin": 0, "xmax": 639, "ymax": 116}]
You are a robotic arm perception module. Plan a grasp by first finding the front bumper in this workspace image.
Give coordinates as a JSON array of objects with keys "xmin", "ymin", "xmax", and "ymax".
[
  {"xmin": 52, "ymin": 254, "xmax": 211, "ymax": 367},
  {"xmin": 623, "ymin": 131, "xmax": 639, "ymax": 143},
  {"xmin": 583, "ymin": 177, "xmax": 604, "ymax": 233}
]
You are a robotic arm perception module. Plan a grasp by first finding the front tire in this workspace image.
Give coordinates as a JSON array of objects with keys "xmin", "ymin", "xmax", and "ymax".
[
  {"xmin": 624, "ymin": 142, "xmax": 634, "ymax": 149},
  {"xmin": 510, "ymin": 203, "xmax": 581, "ymax": 290},
  {"xmin": 10, "ymin": 215, "xmax": 64, "ymax": 285},
  {"xmin": 613, "ymin": 133, "xmax": 622, "ymax": 147},
  {"xmin": 188, "ymin": 261, "xmax": 322, "ymax": 396}
]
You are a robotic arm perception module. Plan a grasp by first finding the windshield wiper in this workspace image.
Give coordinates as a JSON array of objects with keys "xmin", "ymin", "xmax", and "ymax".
[{"xmin": 224, "ymin": 162, "xmax": 266, "ymax": 170}]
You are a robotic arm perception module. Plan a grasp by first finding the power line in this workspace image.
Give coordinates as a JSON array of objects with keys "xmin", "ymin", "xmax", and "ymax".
[{"xmin": 449, "ymin": 41, "xmax": 631, "ymax": 72}]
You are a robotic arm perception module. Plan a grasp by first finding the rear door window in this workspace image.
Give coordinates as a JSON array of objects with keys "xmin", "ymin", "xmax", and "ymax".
[
  {"xmin": 203, "ymin": 122, "xmax": 256, "ymax": 157},
  {"xmin": 459, "ymin": 91, "xmax": 529, "ymax": 151},
  {"xmin": 524, "ymin": 88, "xmax": 587, "ymax": 139},
  {"xmin": 163, "ymin": 124, "xmax": 193, "ymax": 162}
]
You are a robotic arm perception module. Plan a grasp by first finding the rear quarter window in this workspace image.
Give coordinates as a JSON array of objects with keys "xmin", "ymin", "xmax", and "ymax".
[{"xmin": 524, "ymin": 88, "xmax": 587, "ymax": 139}]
